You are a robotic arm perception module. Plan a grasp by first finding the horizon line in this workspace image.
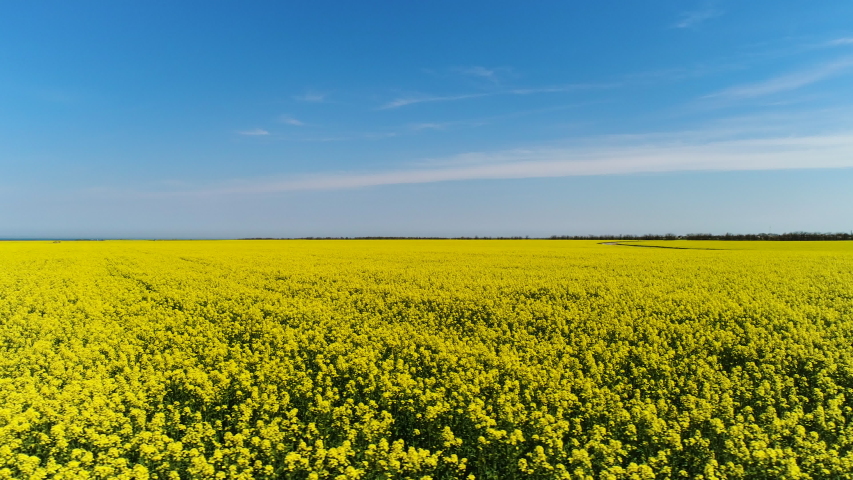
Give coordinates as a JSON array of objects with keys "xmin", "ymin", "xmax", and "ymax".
[{"xmin": 2, "ymin": 231, "xmax": 852, "ymax": 242}]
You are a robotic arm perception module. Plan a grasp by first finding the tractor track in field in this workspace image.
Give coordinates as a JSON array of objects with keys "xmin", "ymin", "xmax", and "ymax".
[{"xmin": 598, "ymin": 242, "xmax": 726, "ymax": 250}]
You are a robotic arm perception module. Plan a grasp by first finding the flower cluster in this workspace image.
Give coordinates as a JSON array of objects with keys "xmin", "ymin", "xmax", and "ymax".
[{"xmin": 1, "ymin": 240, "xmax": 852, "ymax": 479}]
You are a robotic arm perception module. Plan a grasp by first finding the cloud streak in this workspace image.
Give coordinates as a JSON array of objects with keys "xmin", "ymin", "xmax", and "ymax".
[
  {"xmin": 705, "ymin": 58, "xmax": 853, "ymax": 99},
  {"xmin": 280, "ymin": 115, "xmax": 305, "ymax": 126},
  {"xmin": 294, "ymin": 92, "xmax": 327, "ymax": 102},
  {"xmin": 170, "ymin": 130, "xmax": 853, "ymax": 195},
  {"xmin": 456, "ymin": 66, "xmax": 497, "ymax": 79},
  {"xmin": 451, "ymin": 65, "xmax": 516, "ymax": 83},
  {"xmin": 379, "ymin": 84, "xmax": 614, "ymax": 109},
  {"xmin": 237, "ymin": 129, "xmax": 270, "ymax": 136},
  {"xmin": 405, "ymin": 103, "xmax": 593, "ymax": 134},
  {"xmin": 380, "ymin": 93, "xmax": 491, "ymax": 109},
  {"xmin": 827, "ymin": 37, "xmax": 853, "ymax": 46},
  {"xmin": 674, "ymin": 8, "xmax": 723, "ymax": 28}
]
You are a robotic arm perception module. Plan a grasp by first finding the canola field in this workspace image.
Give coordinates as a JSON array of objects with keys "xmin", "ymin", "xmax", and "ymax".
[{"xmin": 1, "ymin": 240, "xmax": 852, "ymax": 480}]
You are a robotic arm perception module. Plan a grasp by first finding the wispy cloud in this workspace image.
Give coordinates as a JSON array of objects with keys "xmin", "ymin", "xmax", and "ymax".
[
  {"xmin": 507, "ymin": 85, "xmax": 614, "ymax": 95},
  {"xmin": 674, "ymin": 8, "xmax": 723, "ymax": 29},
  {"xmin": 165, "ymin": 127, "xmax": 853, "ymax": 195},
  {"xmin": 625, "ymin": 62, "xmax": 743, "ymax": 84},
  {"xmin": 380, "ymin": 93, "xmax": 491, "ymax": 109},
  {"xmin": 410, "ymin": 123, "xmax": 449, "ymax": 131},
  {"xmin": 279, "ymin": 115, "xmax": 305, "ymax": 126},
  {"xmin": 282, "ymin": 131, "xmax": 399, "ymax": 142},
  {"xmin": 456, "ymin": 66, "xmax": 497, "ymax": 79},
  {"xmin": 827, "ymin": 37, "xmax": 853, "ymax": 46},
  {"xmin": 451, "ymin": 65, "xmax": 516, "ymax": 84},
  {"xmin": 294, "ymin": 92, "xmax": 327, "ymax": 102},
  {"xmin": 406, "ymin": 103, "xmax": 594, "ymax": 134},
  {"xmin": 379, "ymin": 84, "xmax": 613, "ymax": 110},
  {"xmin": 705, "ymin": 58, "xmax": 853, "ymax": 100},
  {"xmin": 237, "ymin": 129, "xmax": 270, "ymax": 136}
]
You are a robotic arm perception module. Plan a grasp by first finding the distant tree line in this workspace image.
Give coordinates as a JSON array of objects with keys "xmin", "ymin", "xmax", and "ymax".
[
  {"xmin": 548, "ymin": 232, "xmax": 853, "ymax": 241},
  {"xmin": 241, "ymin": 236, "xmax": 532, "ymax": 240},
  {"xmin": 239, "ymin": 232, "xmax": 853, "ymax": 241}
]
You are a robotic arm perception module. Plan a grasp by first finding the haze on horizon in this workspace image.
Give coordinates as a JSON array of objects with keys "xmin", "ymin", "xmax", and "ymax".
[{"xmin": 2, "ymin": 1, "xmax": 853, "ymax": 239}]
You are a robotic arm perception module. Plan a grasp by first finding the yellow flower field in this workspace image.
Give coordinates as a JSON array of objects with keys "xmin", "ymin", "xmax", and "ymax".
[{"xmin": 1, "ymin": 240, "xmax": 852, "ymax": 479}]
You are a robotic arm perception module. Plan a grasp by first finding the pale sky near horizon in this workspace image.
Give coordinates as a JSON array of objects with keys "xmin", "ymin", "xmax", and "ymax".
[{"xmin": 2, "ymin": 1, "xmax": 853, "ymax": 238}]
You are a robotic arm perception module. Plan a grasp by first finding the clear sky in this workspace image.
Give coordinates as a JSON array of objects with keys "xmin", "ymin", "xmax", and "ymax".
[{"xmin": 2, "ymin": 1, "xmax": 853, "ymax": 238}]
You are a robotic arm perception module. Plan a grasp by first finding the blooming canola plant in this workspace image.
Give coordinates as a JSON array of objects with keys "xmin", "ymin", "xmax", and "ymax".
[{"xmin": 1, "ymin": 240, "xmax": 852, "ymax": 479}]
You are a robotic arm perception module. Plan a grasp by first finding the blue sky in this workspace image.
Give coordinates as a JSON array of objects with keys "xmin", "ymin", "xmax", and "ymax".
[{"xmin": 2, "ymin": 1, "xmax": 853, "ymax": 238}]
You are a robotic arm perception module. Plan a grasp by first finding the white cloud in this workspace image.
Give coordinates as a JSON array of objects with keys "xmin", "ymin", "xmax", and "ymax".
[
  {"xmin": 380, "ymin": 93, "xmax": 491, "ymax": 109},
  {"xmin": 705, "ymin": 58, "xmax": 853, "ymax": 100},
  {"xmin": 410, "ymin": 123, "xmax": 448, "ymax": 131},
  {"xmin": 404, "ymin": 104, "xmax": 591, "ymax": 135},
  {"xmin": 379, "ymin": 84, "xmax": 612, "ymax": 109},
  {"xmin": 237, "ymin": 129, "xmax": 270, "ymax": 136},
  {"xmin": 178, "ymin": 129, "xmax": 853, "ymax": 195},
  {"xmin": 674, "ymin": 8, "xmax": 723, "ymax": 28},
  {"xmin": 294, "ymin": 92, "xmax": 327, "ymax": 102},
  {"xmin": 280, "ymin": 115, "xmax": 305, "ymax": 126},
  {"xmin": 284, "ymin": 131, "xmax": 399, "ymax": 142},
  {"xmin": 451, "ymin": 66, "xmax": 515, "ymax": 83},
  {"xmin": 507, "ymin": 85, "xmax": 614, "ymax": 95},
  {"xmin": 827, "ymin": 37, "xmax": 853, "ymax": 46},
  {"xmin": 457, "ymin": 66, "xmax": 496, "ymax": 79}
]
